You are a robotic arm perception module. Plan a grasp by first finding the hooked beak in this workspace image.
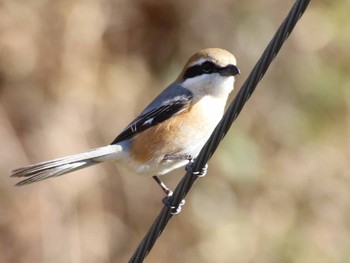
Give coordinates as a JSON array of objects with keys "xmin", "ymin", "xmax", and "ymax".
[{"xmin": 220, "ymin": 64, "xmax": 240, "ymax": 77}]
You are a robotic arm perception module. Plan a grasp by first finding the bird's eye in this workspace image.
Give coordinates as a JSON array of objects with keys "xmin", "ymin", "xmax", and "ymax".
[
  {"xmin": 201, "ymin": 61, "xmax": 214, "ymax": 73},
  {"xmin": 183, "ymin": 61, "xmax": 217, "ymax": 79}
]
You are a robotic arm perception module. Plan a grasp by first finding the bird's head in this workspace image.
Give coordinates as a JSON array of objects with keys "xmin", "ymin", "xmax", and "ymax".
[{"xmin": 177, "ymin": 48, "xmax": 240, "ymax": 98}]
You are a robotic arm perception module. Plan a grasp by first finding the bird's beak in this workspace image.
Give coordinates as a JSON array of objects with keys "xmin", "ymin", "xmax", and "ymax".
[{"xmin": 220, "ymin": 64, "xmax": 240, "ymax": 77}]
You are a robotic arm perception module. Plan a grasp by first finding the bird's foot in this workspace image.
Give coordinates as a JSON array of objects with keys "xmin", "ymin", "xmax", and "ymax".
[
  {"xmin": 185, "ymin": 160, "xmax": 208, "ymax": 177},
  {"xmin": 153, "ymin": 176, "xmax": 186, "ymax": 215}
]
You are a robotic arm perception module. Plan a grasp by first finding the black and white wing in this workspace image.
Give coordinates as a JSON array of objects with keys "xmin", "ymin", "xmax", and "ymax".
[{"xmin": 111, "ymin": 83, "xmax": 193, "ymax": 144}]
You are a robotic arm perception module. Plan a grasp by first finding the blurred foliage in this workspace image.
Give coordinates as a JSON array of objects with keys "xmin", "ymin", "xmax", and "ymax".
[{"xmin": 1, "ymin": 0, "xmax": 350, "ymax": 262}]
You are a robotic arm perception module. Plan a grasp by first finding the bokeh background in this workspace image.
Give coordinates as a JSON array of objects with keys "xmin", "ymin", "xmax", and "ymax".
[{"xmin": 1, "ymin": 0, "xmax": 349, "ymax": 262}]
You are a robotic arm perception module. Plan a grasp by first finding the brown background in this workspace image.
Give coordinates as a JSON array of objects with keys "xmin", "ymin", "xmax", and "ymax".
[{"xmin": 1, "ymin": 0, "xmax": 349, "ymax": 262}]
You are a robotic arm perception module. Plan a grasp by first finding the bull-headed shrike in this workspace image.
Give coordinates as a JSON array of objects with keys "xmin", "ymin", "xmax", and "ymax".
[{"xmin": 11, "ymin": 48, "xmax": 240, "ymax": 209}]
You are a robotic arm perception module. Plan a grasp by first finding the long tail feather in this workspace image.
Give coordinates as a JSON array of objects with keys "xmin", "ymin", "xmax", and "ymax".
[{"xmin": 11, "ymin": 145, "xmax": 123, "ymax": 186}]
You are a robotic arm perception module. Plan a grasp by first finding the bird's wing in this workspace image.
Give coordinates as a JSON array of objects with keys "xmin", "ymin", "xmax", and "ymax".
[{"xmin": 111, "ymin": 83, "xmax": 193, "ymax": 144}]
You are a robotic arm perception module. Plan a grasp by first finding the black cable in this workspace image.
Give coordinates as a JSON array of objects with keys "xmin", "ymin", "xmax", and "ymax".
[{"xmin": 129, "ymin": 0, "xmax": 311, "ymax": 262}]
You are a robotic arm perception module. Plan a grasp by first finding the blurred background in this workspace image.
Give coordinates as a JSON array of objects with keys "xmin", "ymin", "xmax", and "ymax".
[{"xmin": 1, "ymin": 0, "xmax": 349, "ymax": 262}]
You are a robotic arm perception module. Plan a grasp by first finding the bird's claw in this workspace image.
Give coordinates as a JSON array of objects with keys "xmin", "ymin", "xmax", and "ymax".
[
  {"xmin": 185, "ymin": 160, "xmax": 208, "ymax": 178},
  {"xmin": 162, "ymin": 193, "xmax": 186, "ymax": 215}
]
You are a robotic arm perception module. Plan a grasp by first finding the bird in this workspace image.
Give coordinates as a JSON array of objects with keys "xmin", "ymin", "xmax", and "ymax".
[{"xmin": 11, "ymin": 48, "xmax": 240, "ymax": 199}]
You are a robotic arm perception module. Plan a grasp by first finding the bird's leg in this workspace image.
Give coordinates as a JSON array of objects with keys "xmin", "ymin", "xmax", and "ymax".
[
  {"xmin": 153, "ymin": 153, "xmax": 190, "ymax": 196},
  {"xmin": 153, "ymin": 154, "xmax": 208, "ymax": 214},
  {"xmin": 163, "ymin": 154, "xmax": 193, "ymax": 161},
  {"xmin": 152, "ymin": 175, "xmax": 186, "ymax": 215},
  {"xmin": 152, "ymin": 175, "xmax": 173, "ymax": 196},
  {"xmin": 164, "ymin": 154, "xmax": 208, "ymax": 177}
]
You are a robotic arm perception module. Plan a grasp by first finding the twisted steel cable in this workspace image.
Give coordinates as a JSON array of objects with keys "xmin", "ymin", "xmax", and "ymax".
[{"xmin": 129, "ymin": 0, "xmax": 311, "ymax": 262}]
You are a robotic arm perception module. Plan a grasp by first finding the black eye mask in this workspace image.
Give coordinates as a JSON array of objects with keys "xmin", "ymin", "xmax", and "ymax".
[{"xmin": 183, "ymin": 61, "xmax": 239, "ymax": 80}]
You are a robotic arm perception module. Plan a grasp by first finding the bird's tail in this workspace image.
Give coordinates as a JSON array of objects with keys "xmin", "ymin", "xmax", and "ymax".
[{"xmin": 11, "ymin": 145, "xmax": 124, "ymax": 186}]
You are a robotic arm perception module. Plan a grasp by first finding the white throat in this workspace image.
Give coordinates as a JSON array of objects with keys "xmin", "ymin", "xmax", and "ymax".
[{"xmin": 181, "ymin": 74, "xmax": 235, "ymax": 100}]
